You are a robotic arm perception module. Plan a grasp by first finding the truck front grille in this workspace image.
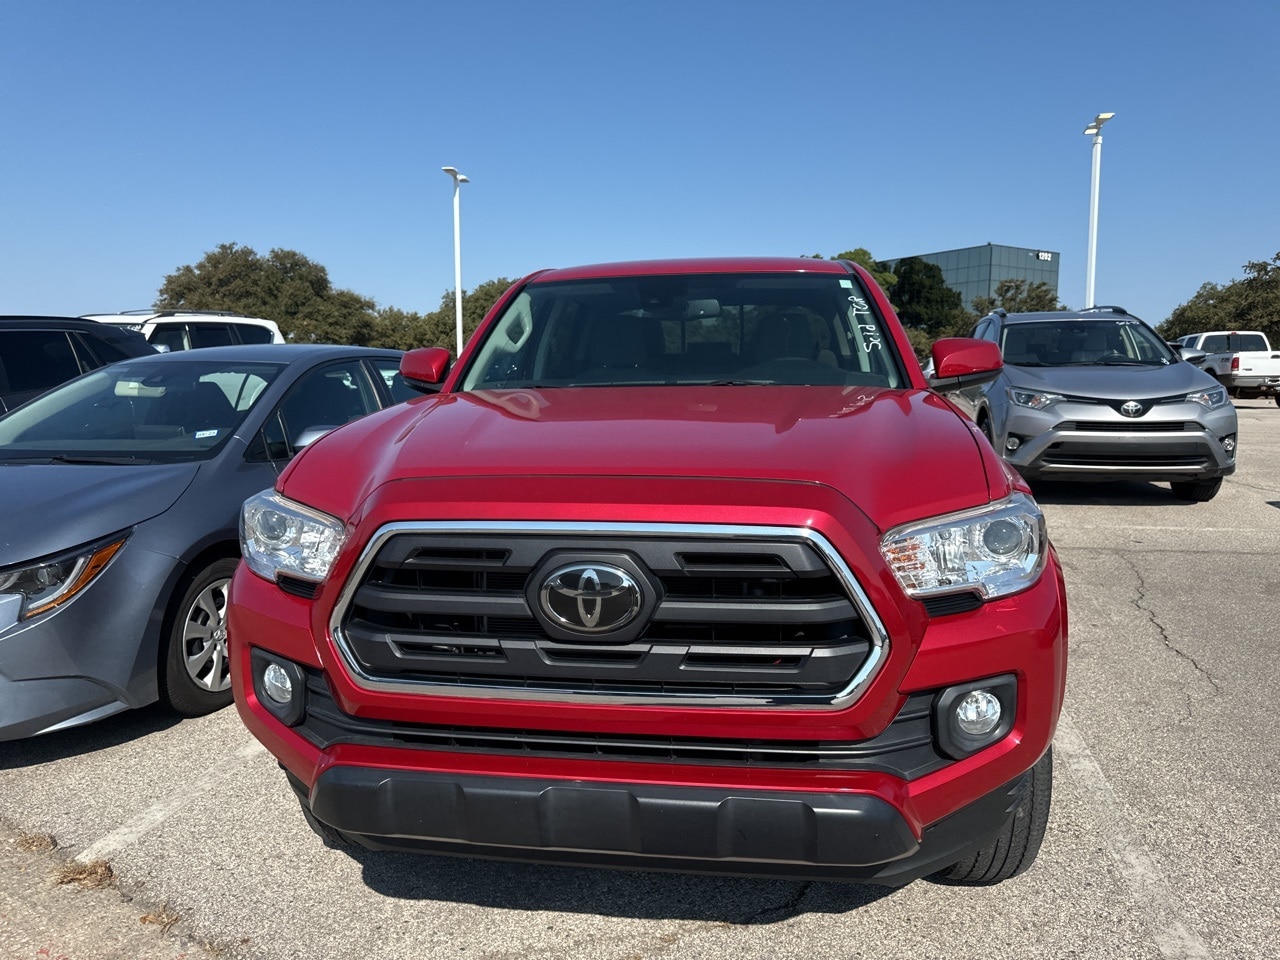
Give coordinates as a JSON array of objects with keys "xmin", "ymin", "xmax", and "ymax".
[{"xmin": 331, "ymin": 523, "xmax": 888, "ymax": 708}]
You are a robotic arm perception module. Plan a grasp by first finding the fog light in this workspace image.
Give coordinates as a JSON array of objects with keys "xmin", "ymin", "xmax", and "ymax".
[
  {"xmin": 262, "ymin": 663, "xmax": 294, "ymax": 704},
  {"xmin": 250, "ymin": 649, "xmax": 306, "ymax": 726},
  {"xmin": 1005, "ymin": 436, "xmax": 1021, "ymax": 451},
  {"xmin": 1222, "ymin": 434, "xmax": 1236, "ymax": 456},
  {"xmin": 956, "ymin": 689, "xmax": 1002, "ymax": 736},
  {"xmin": 933, "ymin": 675, "xmax": 1017, "ymax": 760}
]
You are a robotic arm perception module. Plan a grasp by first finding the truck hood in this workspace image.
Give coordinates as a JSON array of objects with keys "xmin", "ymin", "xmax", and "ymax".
[
  {"xmin": 284, "ymin": 386, "xmax": 1006, "ymax": 532},
  {"xmin": 0, "ymin": 462, "xmax": 198, "ymax": 564},
  {"xmin": 1004, "ymin": 361, "xmax": 1217, "ymax": 398}
]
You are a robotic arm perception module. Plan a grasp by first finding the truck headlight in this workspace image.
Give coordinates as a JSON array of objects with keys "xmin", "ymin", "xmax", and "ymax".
[
  {"xmin": 0, "ymin": 536, "xmax": 127, "ymax": 621},
  {"xmin": 1008, "ymin": 389, "xmax": 1066, "ymax": 410},
  {"xmin": 880, "ymin": 492, "xmax": 1048, "ymax": 600},
  {"xmin": 1184, "ymin": 386, "xmax": 1228, "ymax": 409},
  {"xmin": 240, "ymin": 490, "xmax": 346, "ymax": 584}
]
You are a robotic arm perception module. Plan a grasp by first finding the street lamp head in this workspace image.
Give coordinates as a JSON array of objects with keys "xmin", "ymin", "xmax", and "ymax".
[
  {"xmin": 442, "ymin": 166, "xmax": 470, "ymax": 183},
  {"xmin": 1082, "ymin": 112, "xmax": 1115, "ymax": 136}
]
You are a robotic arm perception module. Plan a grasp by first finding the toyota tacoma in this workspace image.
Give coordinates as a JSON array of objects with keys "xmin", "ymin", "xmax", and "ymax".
[{"xmin": 229, "ymin": 257, "xmax": 1068, "ymax": 887}]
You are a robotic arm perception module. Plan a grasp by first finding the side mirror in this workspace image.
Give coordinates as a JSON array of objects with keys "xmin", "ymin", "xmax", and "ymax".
[
  {"xmin": 1178, "ymin": 346, "xmax": 1207, "ymax": 366},
  {"xmin": 400, "ymin": 347, "xmax": 452, "ymax": 393},
  {"xmin": 927, "ymin": 338, "xmax": 1003, "ymax": 392}
]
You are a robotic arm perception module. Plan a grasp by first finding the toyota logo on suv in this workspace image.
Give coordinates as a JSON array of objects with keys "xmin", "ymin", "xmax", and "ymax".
[
  {"xmin": 1120, "ymin": 400, "xmax": 1145, "ymax": 418},
  {"xmin": 539, "ymin": 563, "xmax": 642, "ymax": 634}
]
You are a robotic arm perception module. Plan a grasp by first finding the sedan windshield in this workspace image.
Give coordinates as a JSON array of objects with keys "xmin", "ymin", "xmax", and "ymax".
[
  {"xmin": 459, "ymin": 272, "xmax": 908, "ymax": 390},
  {"xmin": 1000, "ymin": 319, "xmax": 1178, "ymax": 367},
  {"xmin": 0, "ymin": 359, "xmax": 283, "ymax": 462}
]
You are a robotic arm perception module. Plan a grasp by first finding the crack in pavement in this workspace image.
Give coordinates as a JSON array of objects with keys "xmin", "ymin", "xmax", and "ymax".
[
  {"xmin": 741, "ymin": 881, "xmax": 813, "ymax": 925},
  {"xmin": 1120, "ymin": 553, "xmax": 1222, "ymax": 712}
]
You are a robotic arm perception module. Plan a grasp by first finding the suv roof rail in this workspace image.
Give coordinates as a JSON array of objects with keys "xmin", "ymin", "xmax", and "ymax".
[{"xmin": 151, "ymin": 309, "xmax": 260, "ymax": 319}]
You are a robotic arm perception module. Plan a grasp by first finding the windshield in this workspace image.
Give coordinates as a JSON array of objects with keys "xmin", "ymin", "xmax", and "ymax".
[
  {"xmin": 0, "ymin": 359, "xmax": 283, "ymax": 462},
  {"xmin": 1000, "ymin": 319, "xmax": 1178, "ymax": 367},
  {"xmin": 459, "ymin": 272, "xmax": 908, "ymax": 390}
]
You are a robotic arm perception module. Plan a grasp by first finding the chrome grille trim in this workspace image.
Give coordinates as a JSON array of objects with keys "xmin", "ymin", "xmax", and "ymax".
[{"xmin": 328, "ymin": 521, "xmax": 890, "ymax": 709}]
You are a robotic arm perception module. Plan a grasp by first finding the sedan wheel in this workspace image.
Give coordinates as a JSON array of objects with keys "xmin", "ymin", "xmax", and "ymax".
[{"xmin": 160, "ymin": 558, "xmax": 239, "ymax": 716}]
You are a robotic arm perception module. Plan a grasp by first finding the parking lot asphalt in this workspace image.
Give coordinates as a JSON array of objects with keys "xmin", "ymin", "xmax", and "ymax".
[{"xmin": 2, "ymin": 400, "xmax": 1277, "ymax": 960}]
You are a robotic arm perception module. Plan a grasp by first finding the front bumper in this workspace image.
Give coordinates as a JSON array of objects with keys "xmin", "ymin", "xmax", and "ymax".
[
  {"xmin": 1221, "ymin": 374, "xmax": 1280, "ymax": 396},
  {"xmin": 290, "ymin": 763, "xmax": 1034, "ymax": 886},
  {"xmin": 1001, "ymin": 401, "xmax": 1237, "ymax": 482},
  {"xmin": 0, "ymin": 539, "xmax": 178, "ymax": 741}
]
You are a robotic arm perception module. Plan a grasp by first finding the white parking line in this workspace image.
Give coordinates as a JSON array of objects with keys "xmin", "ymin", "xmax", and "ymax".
[
  {"xmin": 1054, "ymin": 712, "xmax": 1212, "ymax": 959},
  {"xmin": 75, "ymin": 740, "xmax": 267, "ymax": 864}
]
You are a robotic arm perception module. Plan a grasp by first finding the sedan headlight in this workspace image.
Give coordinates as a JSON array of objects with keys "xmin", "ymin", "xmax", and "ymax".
[
  {"xmin": 240, "ymin": 490, "xmax": 346, "ymax": 584},
  {"xmin": 881, "ymin": 492, "xmax": 1048, "ymax": 600},
  {"xmin": 1185, "ymin": 386, "xmax": 1229, "ymax": 409},
  {"xmin": 1008, "ymin": 389, "xmax": 1066, "ymax": 410},
  {"xmin": 0, "ymin": 536, "xmax": 127, "ymax": 621}
]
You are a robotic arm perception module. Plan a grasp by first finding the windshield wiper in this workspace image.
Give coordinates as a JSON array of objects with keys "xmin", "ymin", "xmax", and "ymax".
[
  {"xmin": 696, "ymin": 378, "xmax": 780, "ymax": 386},
  {"xmin": 50, "ymin": 455, "xmax": 155, "ymax": 465}
]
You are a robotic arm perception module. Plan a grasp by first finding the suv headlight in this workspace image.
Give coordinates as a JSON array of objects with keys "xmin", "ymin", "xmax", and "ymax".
[
  {"xmin": 1184, "ymin": 386, "xmax": 1228, "ymax": 409},
  {"xmin": 1008, "ymin": 389, "xmax": 1066, "ymax": 410},
  {"xmin": 240, "ymin": 491, "xmax": 346, "ymax": 584},
  {"xmin": 0, "ymin": 536, "xmax": 127, "ymax": 622},
  {"xmin": 880, "ymin": 492, "xmax": 1048, "ymax": 600}
]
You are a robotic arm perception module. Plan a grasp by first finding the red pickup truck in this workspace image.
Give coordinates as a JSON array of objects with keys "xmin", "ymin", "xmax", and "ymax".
[{"xmin": 229, "ymin": 257, "xmax": 1067, "ymax": 887}]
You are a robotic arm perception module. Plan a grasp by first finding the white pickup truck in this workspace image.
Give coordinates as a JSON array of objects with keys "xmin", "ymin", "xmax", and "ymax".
[{"xmin": 1177, "ymin": 330, "xmax": 1280, "ymax": 404}]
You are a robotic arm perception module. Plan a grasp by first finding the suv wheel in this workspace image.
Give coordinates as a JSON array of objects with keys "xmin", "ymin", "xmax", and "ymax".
[
  {"xmin": 931, "ymin": 747, "xmax": 1052, "ymax": 886},
  {"xmin": 159, "ymin": 558, "xmax": 238, "ymax": 716},
  {"xmin": 1170, "ymin": 478, "xmax": 1222, "ymax": 502}
]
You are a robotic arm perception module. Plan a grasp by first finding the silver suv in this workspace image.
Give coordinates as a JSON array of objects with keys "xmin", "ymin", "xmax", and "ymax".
[{"xmin": 948, "ymin": 306, "xmax": 1237, "ymax": 501}]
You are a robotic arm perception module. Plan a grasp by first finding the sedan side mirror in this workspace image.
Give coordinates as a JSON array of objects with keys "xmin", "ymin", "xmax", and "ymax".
[
  {"xmin": 927, "ymin": 338, "xmax": 1003, "ymax": 392},
  {"xmin": 400, "ymin": 347, "xmax": 453, "ymax": 393}
]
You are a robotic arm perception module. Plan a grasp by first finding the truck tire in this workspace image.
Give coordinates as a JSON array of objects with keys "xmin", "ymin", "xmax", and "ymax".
[
  {"xmin": 931, "ymin": 747, "xmax": 1052, "ymax": 886},
  {"xmin": 1170, "ymin": 478, "xmax": 1222, "ymax": 502},
  {"xmin": 1274, "ymin": 393, "xmax": 1279, "ymax": 409}
]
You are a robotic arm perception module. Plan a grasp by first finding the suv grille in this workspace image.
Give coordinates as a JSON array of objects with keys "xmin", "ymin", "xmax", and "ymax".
[{"xmin": 333, "ymin": 524, "xmax": 888, "ymax": 708}]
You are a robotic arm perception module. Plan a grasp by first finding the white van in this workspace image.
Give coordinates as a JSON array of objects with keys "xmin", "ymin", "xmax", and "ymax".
[{"xmin": 83, "ymin": 310, "xmax": 285, "ymax": 352}]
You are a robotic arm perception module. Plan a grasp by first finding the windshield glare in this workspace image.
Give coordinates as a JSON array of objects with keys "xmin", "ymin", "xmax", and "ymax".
[
  {"xmin": 0, "ymin": 359, "xmax": 283, "ymax": 461},
  {"xmin": 1000, "ymin": 319, "xmax": 1177, "ymax": 367},
  {"xmin": 460, "ymin": 273, "xmax": 907, "ymax": 390}
]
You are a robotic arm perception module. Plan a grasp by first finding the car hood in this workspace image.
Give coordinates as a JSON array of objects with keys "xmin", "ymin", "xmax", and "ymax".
[
  {"xmin": 1004, "ymin": 361, "xmax": 1216, "ymax": 398},
  {"xmin": 0, "ymin": 462, "xmax": 199, "ymax": 565},
  {"xmin": 282, "ymin": 386, "xmax": 1007, "ymax": 532}
]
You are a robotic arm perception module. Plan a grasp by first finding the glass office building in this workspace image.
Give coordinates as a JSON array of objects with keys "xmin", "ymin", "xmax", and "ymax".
[{"xmin": 886, "ymin": 243, "xmax": 1060, "ymax": 312}]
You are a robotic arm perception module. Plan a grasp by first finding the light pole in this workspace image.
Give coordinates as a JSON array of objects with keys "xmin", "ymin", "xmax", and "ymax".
[
  {"xmin": 1082, "ymin": 112, "xmax": 1114, "ymax": 308},
  {"xmin": 442, "ymin": 166, "xmax": 469, "ymax": 355}
]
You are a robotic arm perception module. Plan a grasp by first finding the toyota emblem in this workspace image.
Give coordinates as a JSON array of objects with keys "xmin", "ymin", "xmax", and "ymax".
[
  {"xmin": 539, "ymin": 563, "xmax": 642, "ymax": 634},
  {"xmin": 1120, "ymin": 400, "xmax": 1144, "ymax": 418}
]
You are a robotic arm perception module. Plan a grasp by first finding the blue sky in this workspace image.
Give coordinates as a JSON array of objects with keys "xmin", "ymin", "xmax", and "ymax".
[{"xmin": 3, "ymin": 0, "xmax": 1277, "ymax": 328}]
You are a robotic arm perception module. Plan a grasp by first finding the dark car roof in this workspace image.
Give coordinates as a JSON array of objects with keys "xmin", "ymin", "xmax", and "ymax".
[
  {"xmin": 106, "ymin": 343, "xmax": 404, "ymax": 364},
  {"xmin": 1, "ymin": 315, "xmax": 140, "ymax": 331},
  {"xmin": 532, "ymin": 257, "xmax": 853, "ymax": 283}
]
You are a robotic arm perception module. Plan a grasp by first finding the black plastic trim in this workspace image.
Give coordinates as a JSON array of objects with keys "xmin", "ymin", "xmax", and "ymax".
[{"xmin": 295, "ymin": 764, "xmax": 1033, "ymax": 885}]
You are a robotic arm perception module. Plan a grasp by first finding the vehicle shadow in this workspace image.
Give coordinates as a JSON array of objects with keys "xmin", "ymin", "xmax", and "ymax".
[
  {"xmin": 0, "ymin": 704, "xmax": 181, "ymax": 769},
  {"xmin": 349, "ymin": 847, "xmax": 899, "ymax": 921},
  {"xmin": 1027, "ymin": 479, "xmax": 1198, "ymax": 506}
]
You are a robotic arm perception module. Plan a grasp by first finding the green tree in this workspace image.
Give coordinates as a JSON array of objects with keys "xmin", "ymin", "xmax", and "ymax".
[
  {"xmin": 410, "ymin": 277, "xmax": 516, "ymax": 352},
  {"xmin": 1157, "ymin": 281, "xmax": 1241, "ymax": 341},
  {"xmin": 1156, "ymin": 251, "xmax": 1280, "ymax": 344},
  {"xmin": 971, "ymin": 278, "xmax": 1066, "ymax": 317},
  {"xmin": 156, "ymin": 244, "xmax": 378, "ymax": 345},
  {"xmin": 889, "ymin": 257, "xmax": 966, "ymax": 337}
]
